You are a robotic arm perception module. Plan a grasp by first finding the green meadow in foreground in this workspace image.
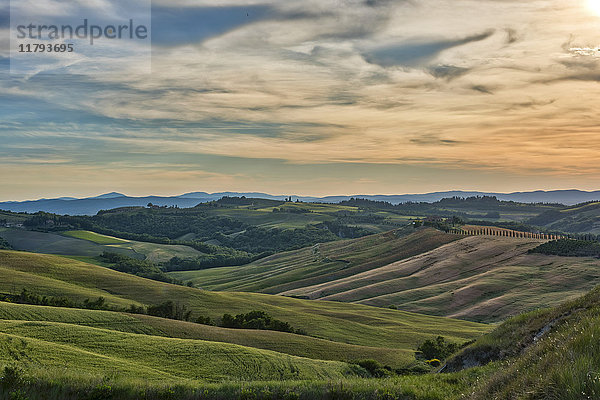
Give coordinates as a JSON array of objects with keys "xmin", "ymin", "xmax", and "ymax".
[
  {"xmin": 0, "ymin": 302, "xmax": 409, "ymax": 367},
  {"xmin": 2, "ymin": 246, "xmax": 600, "ymax": 398},
  {"xmin": 7, "ymin": 283, "xmax": 600, "ymax": 399},
  {"xmin": 0, "ymin": 367, "xmax": 489, "ymax": 400},
  {"xmin": 0, "ymin": 320, "xmax": 360, "ymax": 382},
  {"xmin": 0, "ymin": 250, "xmax": 489, "ymax": 365}
]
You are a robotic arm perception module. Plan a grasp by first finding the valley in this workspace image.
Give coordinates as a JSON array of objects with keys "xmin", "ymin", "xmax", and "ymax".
[{"xmin": 1, "ymin": 195, "xmax": 600, "ymax": 399}]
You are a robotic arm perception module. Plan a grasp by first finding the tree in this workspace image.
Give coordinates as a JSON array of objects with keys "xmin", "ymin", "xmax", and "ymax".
[{"xmin": 417, "ymin": 336, "xmax": 459, "ymax": 360}]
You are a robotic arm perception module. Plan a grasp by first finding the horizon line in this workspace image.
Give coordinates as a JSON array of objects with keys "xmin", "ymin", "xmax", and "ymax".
[{"xmin": 2, "ymin": 188, "xmax": 600, "ymax": 203}]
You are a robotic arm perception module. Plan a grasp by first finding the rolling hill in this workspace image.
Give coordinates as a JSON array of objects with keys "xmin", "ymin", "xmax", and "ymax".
[
  {"xmin": 0, "ymin": 250, "xmax": 489, "ymax": 365},
  {"xmin": 527, "ymin": 201, "xmax": 600, "ymax": 234},
  {"xmin": 0, "ymin": 302, "xmax": 409, "ymax": 367},
  {"xmin": 174, "ymin": 229, "xmax": 600, "ymax": 323},
  {"xmin": 0, "ymin": 320, "xmax": 360, "ymax": 383},
  {"xmin": 0, "ymin": 228, "xmax": 204, "ymax": 263},
  {"xmin": 170, "ymin": 228, "xmax": 461, "ymax": 293}
]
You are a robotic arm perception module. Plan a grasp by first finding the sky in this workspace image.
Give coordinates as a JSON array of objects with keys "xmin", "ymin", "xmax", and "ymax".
[{"xmin": 2, "ymin": 0, "xmax": 600, "ymax": 201}]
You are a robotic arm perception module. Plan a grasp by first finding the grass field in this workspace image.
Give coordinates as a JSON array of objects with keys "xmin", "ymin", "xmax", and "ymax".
[
  {"xmin": 171, "ymin": 228, "xmax": 460, "ymax": 293},
  {"xmin": 62, "ymin": 230, "xmax": 128, "ymax": 244},
  {"xmin": 447, "ymin": 284, "xmax": 600, "ymax": 399},
  {"xmin": 0, "ymin": 228, "xmax": 203, "ymax": 263},
  {"xmin": 0, "ymin": 365, "xmax": 488, "ymax": 400},
  {"xmin": 0, "ymin": 250, "xmax": 489, "ymax": 364},
  {"xmin": 0, "ymin": 228, "xmax": 139, "ymax": 258},
  {"xmin": 174, "ymin": 230, "xmax": 600, "ymax": 323},
  {"xmin": 0, "ymin": 211, "xmax": 29, "ymax": 224},
  {"xmin": 0, "ymin": 302, "xmax": 411, "ymax": 367},
  {"xmin": 528, "ymin": 201, "xmax": 600, "ymax": 234},
  {"xmin": 9, "ymin": 282, "xmax": 600, "ymax": 399},
  {"xmin": 0, "ymin": 320, "xmax": 360, "ymax": 383},
  {"xmin": 193, "ymin": 201, "xmax": 409, "ymax": 232},
  {"xmin": 202, "ymin": 203, "xmax": 355, "ymax": 230}
]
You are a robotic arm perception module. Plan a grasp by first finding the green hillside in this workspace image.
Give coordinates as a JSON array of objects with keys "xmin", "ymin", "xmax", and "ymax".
[
  {"xmin": 527, "ymin": 201, "xmax": 600, "ymax": 234},
  {"xmin": 0, "ymin": 250, "xmax": 489, "ymax": 359},
  {"xmin": 173, "ymin": 231, "xmax": 600, "ymax": 323},
  {"xmin": 446, "ymin": 284, "xmax": 600, "ymax": 399},
  {"xmin": 62, "ymin": 230, "xmax": 129, "ymax": 244},
  {"xmin": 0, "ymin": 320, "xmax": 360, "ymax": 383},
  {"xmin": 0, "ymin": 302, "xmax": 409, "ymax": 367},
  {"xmin": 0, "ymin": 228, "xmax": 203, "ymax": 262},
  {"xmin": 170, "ymin": 228, "xmax": 460, "ymax": 293}
]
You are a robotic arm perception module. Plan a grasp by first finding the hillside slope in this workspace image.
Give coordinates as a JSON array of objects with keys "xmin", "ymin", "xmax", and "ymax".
[
  {"xmin": 284, "ymin": 235, "xmax": 600, "ymax": 322},
  {"xmin": 0, "ymin": 228, "xmax": 203, "ymax": 262},
  {"xmin": 447, "ymin": 284, "xmax": 600, "ymax": 399},
  {"xmin": 0, "ymin": 250, "xmax": 489, "ymax": 366},
  {"xmin": 0, "ymin": 302, "xmax": 409, "ymax": 367},
  {"xmin": 175, "ymin": 232, "xmax": 600, "ymax": 323},
  {"xmin": 0, "ymin": 320, "xmax": 359, "ymax": 383},
  {"xmin": 528, "ymin": 201, "xmax": 600, "ymax": 234},
  {"xmin": 170, "ymin": 228, "xmax": 460, "ymax": 293}
]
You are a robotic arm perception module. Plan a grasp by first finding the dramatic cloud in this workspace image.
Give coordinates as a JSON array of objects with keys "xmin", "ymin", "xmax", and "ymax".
[{"xmin": 3, "ymin": 0, "xmax": 600, "ymax": 199}]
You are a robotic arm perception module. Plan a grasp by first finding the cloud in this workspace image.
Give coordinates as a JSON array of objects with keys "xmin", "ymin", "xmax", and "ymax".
[
  {"xmin": 471, "ymin": 84, "xmax": 494, "ymax": 94},
  {"xmin": 429, "ymin": 64, "xmax": 471, "ymax": 80},
  {"xmin": 409, "ymin": 134, "xmax": 463, "ymax": 146},
  {"xmin": 151, "ymin": 4, "xmax": 274, "ymax": 46},
  {"xmin": 361, "ymin": 30, "xmax": 495, "ymax": 67},
  {"xmin": 504, "ymin": 28, "xmax": 520, "ymax": 44},
  {"xmin": 6, "ymin": 0, "xmax": 600, "ymax": 199}
]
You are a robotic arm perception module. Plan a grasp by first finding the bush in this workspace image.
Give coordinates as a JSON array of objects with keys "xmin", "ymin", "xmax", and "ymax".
[
  {"xmin": 354, "ymin": 359, "xmax": 392, "ymax": 377},
  {"xmin": 9, "ymin": 390, "xmax": 29, "ymax": 400},
  {"xmin": 0, "ymin": 365, "xmax": 24, "ymax": 389},
  {"xmin": 394, "ymin": 363, "xmax": 431, "ymax": 375},
  {"xmin": 219, "ymin": 310, "xmax": 301, "ymax": 334},
  {"xmin": 416, "ymin": 336, "xmax": 459, "ymax": 360},
  {"xmin": 530, "ymin": 239, "xmax": 600, "ymax": 257},
  {"xmin": 86, "ymin": 383, "xmax": 113, "ymax": 400},
  {"xmin": 0, "ymin": 237, "xmax": 13, "ymax": 250},
  {"xmin": 147, "ymin": 301, "xmax": 192, "ymax": 321},
  {"xmin": 195, "ymin": 315, "xmax": 214, "ymax": 325},
  {"xmin": 83, "ymin": 297, "xmax": 108, "ymax": 310}
]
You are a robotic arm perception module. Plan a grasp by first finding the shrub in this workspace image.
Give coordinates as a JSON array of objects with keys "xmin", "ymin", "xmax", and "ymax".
[
  {"xmin": 416, "ymin": 336, "xmax": 459, "ymax": 360},
  {"xmin": 86, "ymin": 384, "xmax": 113, "ymax": 400},
  {"xmin": 147, "ymin": 301, "xmax": 192, "ymax": 321},
  {"xmin": 9, "ymin": 390, "xmax": 29, "ymax": 400},
  {"xmin": 356, "ymin": 359, "xmax": 382, "ymax": 375},
  {"xmin": 219, "ymin": 311, "xmax": 300, "ymax": 334},
  {"xmin": 354, "ymin": 359, "xmax": 392, "ymax": 377},
  {"xmin": 394, "ymin": 363, "xmax": 431, "ymax": 375},
  {"xmin": 195, "ymin": 315, "xmax": 214, "ymax": 325},
  {"xmin": 0, "ymin": 365, "xmax": 24, "ymax": 389}
]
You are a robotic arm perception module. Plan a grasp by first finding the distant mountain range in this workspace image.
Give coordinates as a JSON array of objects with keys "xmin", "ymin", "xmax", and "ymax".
[{"xmin": 1, "ymin": 189, "xmax": 600, "ymax": 216}]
